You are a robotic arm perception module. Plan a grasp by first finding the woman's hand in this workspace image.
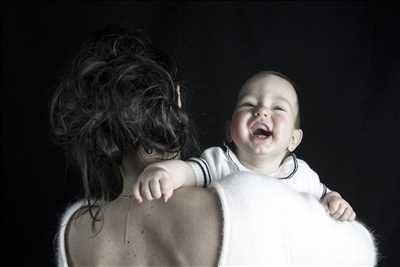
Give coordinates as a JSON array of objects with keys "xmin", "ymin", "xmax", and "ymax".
[{"xmin": 321, "ymin": 191, "xmax": 356, "ymax": 221}]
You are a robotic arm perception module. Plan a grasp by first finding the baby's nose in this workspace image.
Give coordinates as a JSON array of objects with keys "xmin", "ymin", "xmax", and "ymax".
[{"xmin": 253, "ymin": 107, "xmax": 270, "ymax": 117}]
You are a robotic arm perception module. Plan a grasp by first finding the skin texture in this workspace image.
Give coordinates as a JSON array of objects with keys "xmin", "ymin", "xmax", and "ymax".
[
  {"xmin": 66, "ymin": 187, "xmax": 221, "ymax": 266},
  {"xmin": 64, "ymin": 150, "xmax": 221, "ymax": 266}
]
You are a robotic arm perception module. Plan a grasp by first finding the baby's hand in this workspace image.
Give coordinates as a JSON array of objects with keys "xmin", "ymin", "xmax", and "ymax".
[
  {"xmin": 133, "ymin": 166, "xmax": 174, "ymax": 203},
  {"xmin": 321, "ymin": 191, "xmax": 356, "ymax": 221}
]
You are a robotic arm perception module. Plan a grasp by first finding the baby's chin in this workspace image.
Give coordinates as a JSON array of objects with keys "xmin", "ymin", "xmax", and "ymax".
[{"xmin": 248, "ymin": 134, "xmax": 274, "ymax": 149}]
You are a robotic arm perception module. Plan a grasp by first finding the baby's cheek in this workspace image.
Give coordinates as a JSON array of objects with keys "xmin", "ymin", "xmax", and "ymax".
[
  {"xmin": 231, "ymin": 111, "xmax": 243, "ymax": 125},
  {"xmin": 230, "ymin": 113, "xmax": 245, "ymax": 135},
  {"xmin": 275, "ymin": 117, "xmax": 294, "ymax": 136},
  {"xmin": 274, "ymin": 115, "xmax": 291, "ymax": 125}
]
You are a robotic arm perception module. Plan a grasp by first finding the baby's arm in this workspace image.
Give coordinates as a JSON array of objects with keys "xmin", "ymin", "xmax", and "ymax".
[
  {"xmin": 133, "ymin": 160, "xmax": 196, "ymax": 203},
  {"xmin": 321, "ymin": 191, "xmax": 356, "ymax": 221}
]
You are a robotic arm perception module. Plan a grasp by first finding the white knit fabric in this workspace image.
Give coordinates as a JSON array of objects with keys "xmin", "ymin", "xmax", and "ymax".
[{"xmin": 214, "ymin": 171, "xmax": 377, "ymax": 266}]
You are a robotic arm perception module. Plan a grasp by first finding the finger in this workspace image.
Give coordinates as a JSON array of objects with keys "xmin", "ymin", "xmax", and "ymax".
[
  {"xmin": 350, "ymin": 211, "xmax": 356, "ymax": 221},
  {"xmin": 141, "ymin": 182, "xmax": 154, "ymax": 201},
  {"xmin": 342, "ymin": 207, "xmax": 356, "ymax": 221},
  {"xmin": 328, "ymin": 199, "xmax": 341, "ymax": 215},
  {"xmin": 338, "ymin": 207, "xmax": 353, "ymax": 221},
  {"xmin": 149, "ymin": 179, "xmax": 162, "ymax": 199},
  {"xmin": 133, "ymin": 181, "xmax": 143, "ymax": 203},
  {"xmin": 332, "ymin": 202, "xmax": 346, "ymax": 219},
  {"xmin": 164, "ymin": 187, "xmax": 175, "ymax": 203},
  {"xmin": 160, "ymin": 178, "xmax": 173, "ymax": 203}
]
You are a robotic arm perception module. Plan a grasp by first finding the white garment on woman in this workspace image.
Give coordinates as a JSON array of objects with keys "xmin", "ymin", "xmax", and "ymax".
[
  {"xmin": 214, "ymin": 171, "xmax": 377, "ymax": 266},
  {"xmin": 57, "ymin": 175, "xmax": 377, "ymax": 266},
  {"xmin": 56, "ymin": 200, "xmax": 85, "ymax": 267},
  {"xmin": 189, "ymin": 146, "xmax": 329, "ymax": 199}
]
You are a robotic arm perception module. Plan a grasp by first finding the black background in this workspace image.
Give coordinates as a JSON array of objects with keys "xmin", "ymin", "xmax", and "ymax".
[{"xmin": 2, "ymin": 3, "xmax": 399, "ymax": 266}]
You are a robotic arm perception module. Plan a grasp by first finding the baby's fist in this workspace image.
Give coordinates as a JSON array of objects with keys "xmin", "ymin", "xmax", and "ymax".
[
  {"xmin": 133, "ymin": 166, "xmax": 174, "ymax": 203},
  {"xmin": 321, "ymin": 192, "xmax": 356, "ymax": 221}
]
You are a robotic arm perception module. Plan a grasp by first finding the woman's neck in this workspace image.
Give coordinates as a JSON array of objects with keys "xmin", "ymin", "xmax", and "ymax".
[
  {"xmin": 119, "ymin": 150, "xmax": 145, "ymax": 197},
  {"xmin": 119, "ymin": 148, "xmax": 178, "ymax": 197}
]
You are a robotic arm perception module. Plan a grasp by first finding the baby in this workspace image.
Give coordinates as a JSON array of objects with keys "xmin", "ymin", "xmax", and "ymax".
[{"xmin": 133, "ymin": 71, "xmax": 356, "ymax": 221}]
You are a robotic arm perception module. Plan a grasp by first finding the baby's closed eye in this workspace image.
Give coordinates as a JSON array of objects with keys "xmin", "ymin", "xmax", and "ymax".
[
  {"xmin": 273, "ymin": 105, "xmax": 286, "ymax": 111},
  {"xmin": 240, "ymin": 102, "xmax": 256, "ymax": 108}
]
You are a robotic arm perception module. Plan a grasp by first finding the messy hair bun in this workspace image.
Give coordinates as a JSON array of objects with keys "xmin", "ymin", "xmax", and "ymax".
[{"xmin": 50, "ymin": 28, "xmax": 195, "ymax": 206}]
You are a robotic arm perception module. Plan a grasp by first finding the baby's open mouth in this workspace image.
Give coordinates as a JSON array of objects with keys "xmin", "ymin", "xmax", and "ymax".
[{"xmin": 251, "ymin": 127, "xmax": 272, "ymax": 139}]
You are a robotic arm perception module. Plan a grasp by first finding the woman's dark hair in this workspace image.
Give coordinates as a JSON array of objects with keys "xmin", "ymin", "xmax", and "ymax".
[{"xmin": 50, "ymin": 27, "xmax": 197, "ymax": 220}]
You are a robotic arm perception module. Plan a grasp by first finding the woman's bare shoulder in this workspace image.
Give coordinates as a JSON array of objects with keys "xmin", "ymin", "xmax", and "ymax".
[
  {"xmin": 136, "ymin": 186, "xmax": 222, "ymax": 265},
  {"xmin": 64, "ymin": 187, "xmax": 222, "ymax": 266}
]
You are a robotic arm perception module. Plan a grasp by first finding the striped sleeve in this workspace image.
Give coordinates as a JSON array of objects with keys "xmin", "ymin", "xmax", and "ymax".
[
  {"xmin": 187, "ymin": 146, "xmax": 232, "ymax": 187},
  {"xmin": 319, "ymin": 182, "xmax": 332, "ymax": 200},
  {"xmin": 297, "ymin": 159, "xmax": 332, "ymax": 200},
  {"xmin": 187, "ymin": 158, "xmax": 212, "ymax": 187},
  {"xmin": 308, "ymin": 166, "xmax": 332, "ymax": 200}
]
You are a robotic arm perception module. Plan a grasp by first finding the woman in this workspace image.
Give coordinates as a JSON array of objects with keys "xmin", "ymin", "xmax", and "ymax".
[{"xmin": 52, "ymin": 28, "xmax": 221, "ymax": 266}]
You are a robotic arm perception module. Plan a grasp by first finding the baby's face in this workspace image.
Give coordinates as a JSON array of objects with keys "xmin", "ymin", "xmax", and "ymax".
[{"xmin": 230, "ymin": 73, "xmax": 301, "ymax": 162}]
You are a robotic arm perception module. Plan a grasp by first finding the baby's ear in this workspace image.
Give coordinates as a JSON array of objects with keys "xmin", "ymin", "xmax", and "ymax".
[
  {"xmin": 288, "ymin": 128, "xmax": 303, "ymax": 152},
  {"xmin": 225, "ymin": 120, "xmax": 232, "ymax": 143}
]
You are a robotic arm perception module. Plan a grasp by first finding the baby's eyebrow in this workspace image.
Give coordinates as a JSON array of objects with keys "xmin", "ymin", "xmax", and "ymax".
[
  {"xmin": 238, "ymin": 95, "xmax": 255, "ymax": 102},
  {"xmin": 273, "ymin": 96, "xmax": 292, "ymax": 106}
]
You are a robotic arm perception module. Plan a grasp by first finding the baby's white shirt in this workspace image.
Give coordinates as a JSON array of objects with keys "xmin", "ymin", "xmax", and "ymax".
[{"xmin": 188, "ymin": 146, "xmax": 330, "ymax": 199}]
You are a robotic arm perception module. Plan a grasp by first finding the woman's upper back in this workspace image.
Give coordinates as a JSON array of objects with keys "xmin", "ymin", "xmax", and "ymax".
[{"xmin": 62, "ymin": 187, "xmax": 221, "ymax": 266}]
